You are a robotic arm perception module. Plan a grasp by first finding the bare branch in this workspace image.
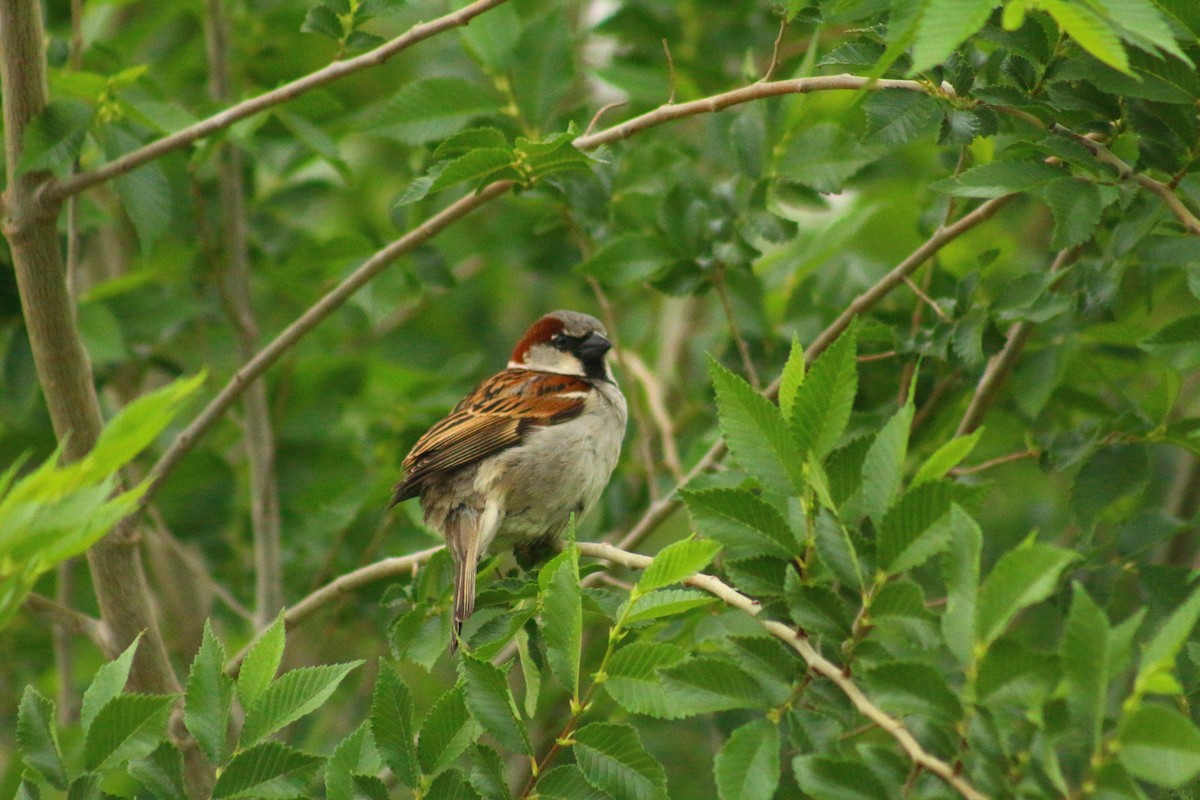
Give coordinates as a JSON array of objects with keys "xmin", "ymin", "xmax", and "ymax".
[
  {"xmin": 622, "ymin": 351, "xmax": 685, "ymax": 482},
  {"xmin": 577, "ymin": 541, "xmax": 990, "ymax": 800},
  {"xmin": 24, "ymin": 592, "xmax": 114, "ymax": 657},
  {"xmin": 714, "ymin": 266, "xmax": 762, "ymax": 389},
  {"xmin": 662, "ymin": 39, "xmax": 677, "ymax": 105},
  {"xmin": 225, "ymin": 545, "xmax": 443, "ymax": 675},
  {"xmin": 39, "ymin": 0, "xmax": 512, "ymax": 206},
  {"xmin": 951, "ymin": 448, "xmax": 1040, "ymax": 476},
  {"xmin": 583, "ymin": 101, "xmax": 628, "ymax": 138},
  {"xmin": 761, "ymin": 16, "xmax": 788, "ymax": 83}
]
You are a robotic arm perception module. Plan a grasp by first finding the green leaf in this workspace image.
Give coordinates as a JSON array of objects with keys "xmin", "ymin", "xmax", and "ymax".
[
  {"xmin": 538, "ymin": 765, "xmax": 611, "ymax": 800},
  {"xmin": 129, "ymin": 742, "xmax": 187, "ymax": 800},
  {"xmin": 467, "ymin": 744, "xmax": 510, "ymax": 800},
  {"xmin": 83, "ymin": 693, "xmax": 176, "ymax": 771},
  {"xmin": 240, "ymin": 661, "xmax": 362, "ymax": 746},
  {"xmin": 714, "ymin": 719, "xmax": 779, "ymax": 800},
  {"xmin": 573, "ymin": 722, "xmax": 668, "ymax": 800},
  {"xmin": 1135, "ymin": 583, "xmax": 1200, "ymax": 697},
  {"xmin": 424, "ymin": 768, "xmax": 481, "ymax": 800},
  {"xmin": 1118, "ymin": 704, "xmax": 1200, "ymax": 788},
  {"xmin": 540, "ymin": 543, "xmax": 582, "ymax": 697},
  {"xmin": 103, "ymin": 125, "xmax": 172, "ymax": 252},
  {"xmin": 778, "ymin": 336, "xmax": 805, "ymax": 424},
  {"xmin": 940, "ymin": 506, "xmax": 982, "ymax": 665},
  {"xmin": 515, "ymin": 128, "xmax": 593, "ymax": 181},
  {"xmin": 574, "ymin": 233, "xmax": 677, "ymax": 288},
  {"xmin": 930, "ymin": 159, "xmax": 1062, "ymax": 198},
  {"xmin": 635, "ymin": 538, "xmax": 722, "ymax": 595},
  {"xmin": 184, "ymin": 620, "xmax": 233, "ymax": 764},
  {"xmin": 680, "ymin": 487, "xmax": 796, "ymax": 561},
  {"xmin": 390, "ymin": 605, "xmax": 452, "ymax": 671},
  {"xmin": 325, "ymin": 723, "xmax": 380, "ymax": 800},
  {"xmin": 910, "ymin": 0, "xmax": 1000, "ymax": 74},
  {"xmin": 18, "ymin": 100, "xmax": 93, "ymax": 175},
  {"xmin": 793, "ymin": 755, "xmax": 887, "ymax": 799},
  {"xmin": 1072, "ymin": 444, "xmax": 1150, "ymax": 527},
  {"xmin": 709, "ymin": 356, "xmax": 805, "ymax": 498},
  {"xmin": 515, "ymin": 629, "xmax": 541, "ymax": 719},
  {"xmin": 458, "ymin": 0, "xmax": 520, "ymax": 69},
  {"xmin": 434, "ymin": 127, "xmax": 509, "ymax": 159},
  {"xmin": 509, "ymin": 12, "xmax": 573, "ymax": 128},
  {"xmin": 237, "ymin": 612, "xmax": 285, "ymax": 712},
  {"xmin": 792, "ymin": 326, "xmax": 858, "ymax": 459},
  {"xmin": 660, "ymin": 657, "xmax": 770, "ymax": 714},
  {"xmin": 418, "ymin": 685, "xmax": 480, "ymax": 778},
  {"xmin": 779, "ymin": 123, "xmax": 881, "ymax": 193},
  {"xmin": 212, "ymin": 741, "xmax": 322, "ymax": 798},
  {"xmin": 625, "ymin": 588, "xmax": 718, "ymax": 624},
  {"xmin": 1043, "ymin": 0, "xmax": 1132, "ymax": 73},
  {"xmin": 1040, "ymin": 178, "xmax": 1104, "ymax": 249},
  {"xmin": 604, "ymin": 642, "xmax": 690, "ymax": 718},
  {"xmin": 370, "ymin": 661, "xmax": 418, "ymax": 787},
  {"xmin": 373, "ymin": 78, "xmax": 499, "ymax": 144},
  {"xmin": 81, "ymin": 635, "xmax": 141, "ymax": 735},
  {"xmin": 912, "ymin": 429, "xmax": 982, "ymax": 486},
  {"xmin": 786, "ymin": 577, "xmax": 852, "ymax": 638},
  {"xmin": 301, "ymin": 5, "xmax": 343, "ymax": 39},
  {"xmin": 862, "ymin": 661, "xmax": 962, "ymax": 722},
  {"xmin": 976, "ymin": 540, "xmax": 1080, "ymax": 651},
  {"xmin": 862, "ymin": 90, "xmax": 942, "ymax": 146},
  {"xmin": 813, "ymin": 510, "xmax": 865, "ymax": 591},
  {"xmin": 459, "ymin": 655, "xmax": 530, "ymax": 755},
  {"xmin": 427, "ymin": 148, "xmax": 516, "ymax": 195},
  {"xmin": 859, "ymin": 401, "xmax": 914, "ymax": 525},
  {"xmin": 1062, "ymin": 583, "xmax": 1110, "ymax": 752},
  {"xmin": 17, "ymin": 687, "xmax": 68, "ymax": 789},
  {"xmin": 877, "ymin": 480, "xmax": 959, "ymax": 574}
]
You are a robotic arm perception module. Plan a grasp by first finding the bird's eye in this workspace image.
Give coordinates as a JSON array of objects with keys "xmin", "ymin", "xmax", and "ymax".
[{"xmin": 551, "ymin": 334, "xmax": 569, "ymax": 350}]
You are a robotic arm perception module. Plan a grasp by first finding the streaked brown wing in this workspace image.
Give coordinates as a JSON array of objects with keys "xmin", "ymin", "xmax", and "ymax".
[{"xmin": 390, "ymin": 370, "xmax": 589, "ymax": 505}]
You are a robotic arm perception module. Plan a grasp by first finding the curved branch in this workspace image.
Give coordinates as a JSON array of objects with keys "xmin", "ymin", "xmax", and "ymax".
[
  {"xmin": 39, "ymin": 0, "xmax": 511, "ymax": 207},
  {"xmin": 24, "ymin": 592, "xmax": 114, "ymax": 657},
  {"xmin": 577, "ymin": 541, "xmax": 990, "ymax": 800},
  {"xmin": 225, "ymin": 545, "xmax": 443, "ymax": 675}
]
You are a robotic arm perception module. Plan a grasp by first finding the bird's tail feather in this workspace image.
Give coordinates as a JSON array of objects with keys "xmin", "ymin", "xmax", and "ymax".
[{"xmin": 446, "ymin": 507, "xmax": 479, "ymax": 655}]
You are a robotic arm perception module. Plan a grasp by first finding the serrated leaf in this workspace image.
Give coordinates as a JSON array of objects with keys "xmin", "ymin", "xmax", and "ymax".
[
  {"xmin": 793, "ymin": 755, "xmax": 887, "ymax": 799},
  {"xmin": 1062, "ymin": 583, "xmax": 1110, "ymax": 752},
  {"xmin": 625, "ymin": 588, "xmax": 718, "ymax": 624},
  {"xmin": 1072, "ymin": 444, "xmax": 1150, "ymax": 526},
  {"xmin": 18, "ymin": 100, "xmax": 93, "ymax": 175},
  {"xmin": 1092, "ymin": 0, "xmax": 1191, "ymax": 62},
  {"xmin": 604, "ymin": 643, "xmax": 690, "ymax": 718},
  {"xmin": 709, "ymin": 357, "xmax": 805, "ymax": 498},
  {"xmin": 212, "ymin": 741, "xmax": 322, "ymax": 798},
  {"xmin": 467, "ymin": 744, "xmax": 510, "ymax": 800},
  {"xmin": 573, "ymin": 722, "xmax": 668, "ymax": 800},
  {"xmin": 515, "ymin": 127, "xmax": 592, "ymax": 180},
  {"xmin": 1044, "ymin": 0, "xmax": 1131, "ymax": 73},
  {"xmin": 459, "ymin": 655, "xmax": 530, "ymax": 756},
  {"xmin": 660, "ymin": 657, "xmax": 770, "ymax": 714},
  {"xmin": 301, "ymin": 5, "xmax": 343, "ymax": 39},
  {"xmin": 184, "ymin": 620, "xmax": 233, "ymax": 763},
  {"xmin": 240, "ymin": 661, "xmax": 362, "ymax": 746},
  {"xmin": 18, "ymin": 687, "xmax": 68, "ymax": 789},
  {"xmin": 373, "ymin": 78, "xmax": 500, "ymax": 144},
  {"xmin": 104, "ymin": 125, "xmax": 171, "ymax": 252},
  {"xmin": 635, "ymin": 538, "xmax": 722, "ymax": 595},
  {"xmin": 538, "ymin": 765, "xmax": 610, "ymax": 800},
  {"xmin": 813, "ymin": 510, "xmax": 864, "ymax": 591},
  {"xmin": 540, "ymin": 543, "xmax": 582, "ymax": 697},
  {"xmin": 325, "ymin": 723, "xmax": 380, "ymax": 800},
  {"xmin": 370, "ymin": 661, "xmax": 418, "ymax": 787},
  {"xmin": 509, "ymin": 12, "xmax": 573, "ymax": 128},
  {"xmin": 418, "ymin": 686, "xmax": 480, "ymax": 778},
  {"xmin": 1135, "ymin": 583, "xmax": 1200, "ymax": 697},
  {"xmin": 426, "ymin": 148, "xmax": 515, "ymax": 196},
  {"xmin": 930, "ymin": 159, "xmax": 1062, "ymax": 198},
  {"xmin": 435, "ymin": 127, "xmax": 509, "ymax": 159},
  {"xmin": 1119, "ymin": 704, "xmax": 1200, "ymax": 788},
  {"xmin": 862, "ymin": 90, "xmax": 942, "ymax": 146},
  {"xmin": 680, "ymin": 487, "xmax": 796, "ymax": 561},
  {"xmin": 779, "ymin": 123, "xmax": 881, "ymax": 193},
  {"xmin": 792, "ymin": 326, "xmax": 858, "ymax": 459},
  {"xmin": 129, "ymin": 742, "xmax": 187, "ymax": 800},
  {"xmin": 786, "ymin": 575, "xmax": 853, "ymax": 638},
  {"xmin": 237, "ymin": 612, "xmax": 285, "ymax": 712},
  {"xmin": 940, "ymin": 506, "xmax": 982, "ymax": 665},
  {"xmin": 976, "ymin": 540, "xmax": 1079, "ymax": 651},
  {"xmin": 1041, "ymin": 178, "xmax": 1104, "ymax": 249},
  {"xmin": 81, "ymin": 635, "xmax": 141, "ymax": 735},
  {"xmin": 877, "ymin": 480, "xmax": 960, "ymax": 574},
  {"xmin": 390, "ymin": 605, "xmax": 452, "ymax": 670},
  {"xmin": 862, "ymin": 661, "xmax": 963, "ymax": 721},
  {"xmin": 859, "ymin": 401, "xmax": 914, "ymax": 525},
  {"xmin": 778, "ymin": 336, "xmax": 805, "ymax": 424},
  {"xmin": 912, "ymin": 429, "xmax": 982, "ymax": 486},
  {"xmin": 425, "ymin": 768, "xmax": 482, "ymax": 800},
  {"xmin": 574, "ymin": 233, "xmax": 677, "ymax": 288},
  {"xmin": 910, "ymin": 0, "xmax": 999, "ymax": 74},
  {"xmin": 83, "ymin": 693, "xmax": 175, "ymax": 771},
  {"xmin": 714, "ymin": 719, "xmax": 779, "ymax": 800}
]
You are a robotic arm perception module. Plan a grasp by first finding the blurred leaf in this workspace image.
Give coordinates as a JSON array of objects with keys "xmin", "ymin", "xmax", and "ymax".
[
  {"xmin": 1043, "ymin": 0, "xmax": 1131, "ymax": 73},
  {"xmin": 573, "ymin": 722, "xmax": 668, "ymax": 800},
  {"xmin": 459, "ymin": 1, "xmax": 520, "ymax": 69},
  {"xmin": 19, "ymin": 100, "xmax": 93, "ymax": 175},
  {"xmin": 1061, "ymin": 583, "xmax": 1110, "ymax": 752},
  {"xmin": 510, "ymin": 12, "xmax": 574, "ymax": 128},
  {"xmin": 862, "ymin": 90, "xmax": 941, "ymax": 146},
  {"xmin": 301, "ymin": 4, "xmax": 343, "ymax": 40},
  {"xmin": 435, "ymin": 127, "xmax": 509, "ymax": 159},
  {"xmin": 373, "ymin": 78, "xmax": 499, "ymax": 144},
  {"xmin": 931, "ymin": 159, "xmax": 1062, "ymax": 197},
  {"xmin": 910, "ymin": 0, "xmax": 1000, "ymax": 73},
  {"xmin": 912, "ymin": 429, "xmax": 982, "ymax": 486},
  {"xmin": 575, "ymin": 234, "xmax": 677, "ymax": 287},
  {"xmin": 1071, "ymin": 444, "xmax": 1149, "ymax": 526},
  {"xmin": 102, "ymin": 125, "xmax": 171, "ymax": 252},
  {"xmin": 779, "ymin": 124, "xmax": 881, "ymax": 193},
  {"xmin": 941, "ymin": 506, "xmax": 982, "ymax": 665},
  {"xmin": 976, "ymin": 539, "xmax": 1079, "ymax": 651},
  {"xmin": 1135, "ymin": 583, "xmax": 1200, "ymax": 697},
  {"xmin": 714, "ymin": 719, "xmax": 779, "ymax": 800},
  {"xmin": 129, "ymin": 742, "xmax": 187, "ymax": 800},
  {"xmin": 793, "ymin": 755, "xmax": 887, "ymax": 799},
  {"xmin": 1119, "ymin": 704, "xmax": 1200, "ymax": 787}
]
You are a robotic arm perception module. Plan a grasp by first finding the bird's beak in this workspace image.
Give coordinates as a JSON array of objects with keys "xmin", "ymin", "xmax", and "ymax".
[{"xmin": 577, "ymin": 332, "xmax": 612, "ymax": 360}]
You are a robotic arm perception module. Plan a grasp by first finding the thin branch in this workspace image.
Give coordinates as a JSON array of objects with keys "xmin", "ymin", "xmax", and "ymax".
[
  {"xmin": 225, "ymin": 545, "xmax": 443, "ymax": 675},
  {"xmin": 577, "ymin": 541, "xmax": 990, "ymax": 800},
  {"xmin": 761, "ymin": 16, "xmax": 788, "ymax": 83},
  {"xmin": 143, "ymin": 180, "xmax": 514, "ymax": 504},
  {"xmin": 39, "ymin": 0, "xmax": 512, "ymax": 207},
  {"xmin": 662, "ymin": 39, "xmax": 677, "ymax": 105},
  {"xmin": 956, "ymin": 247, "xmax": 1076, "ymax": 436},
  {"xmin": 950, "ymin": 448, "xmax": 1040, "ymax": 476},
  {"xmin": 622, "ymin": 351, "xmax": 685, "ymax": 482},
  {"xmin": 714, "ymin": 265, "xmax": 762, "ymax": 389},
  {"xmin": 903, "ymin": 275, "xmax": 950, "ymax": 321},
  {"xmin": 204, "ymin": 0, "xmax": 284, "ymax": 626},
  {"xmin": 583, "ymin": 101, "xmax": 628, "ymax": 138},
  {"xmin": 1048, "ymin": 123, "xmax": 1200, "ymax": 237},
  {"xmin": 24, "ymin": 592, "xmax": 113, "ymax": 656}
]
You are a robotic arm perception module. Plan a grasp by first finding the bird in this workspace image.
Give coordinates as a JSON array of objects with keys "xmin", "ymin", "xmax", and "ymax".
[{"xmin": 390, "ymin": 310, "xmax": 627, "ymax": 651}]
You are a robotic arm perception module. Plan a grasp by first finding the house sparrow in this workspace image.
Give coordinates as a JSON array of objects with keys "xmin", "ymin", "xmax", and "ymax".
[{"xmin": 390, "ymin": 310, "xmax": 627, "ymax": 651}]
